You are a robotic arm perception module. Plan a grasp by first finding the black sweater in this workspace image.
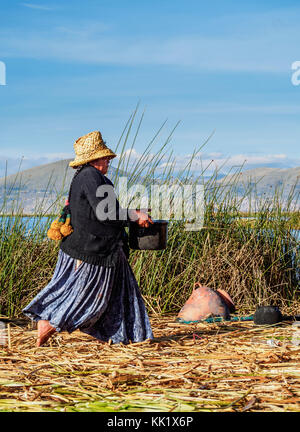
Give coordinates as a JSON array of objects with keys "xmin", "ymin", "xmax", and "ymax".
[{"xmin": 60, "ymin": 165, "xmax": 130, "ymax": 266}]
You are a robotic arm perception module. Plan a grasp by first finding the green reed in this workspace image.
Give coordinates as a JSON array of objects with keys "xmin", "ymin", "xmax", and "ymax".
[{"xmin": 0, "ymin": 106, "xmax": 299, "ymax": 317}]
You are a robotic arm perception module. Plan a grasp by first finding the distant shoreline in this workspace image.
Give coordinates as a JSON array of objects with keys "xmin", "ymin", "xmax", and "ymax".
[
  {"xmin": 0, "ymin": 214, "xmax": 56, "ymax": 217},
  {"xmin": 0, "ymin": 212, "xmax": 299, "ymax": 229},
  {"xmin": 1, "ymin": 211, "xmax": 299, "ymax": 217}
]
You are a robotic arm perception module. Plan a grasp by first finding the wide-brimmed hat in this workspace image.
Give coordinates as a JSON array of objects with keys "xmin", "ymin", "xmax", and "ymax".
[{"xmin": 69, "ymin": 131, "xmax": 116, "ymax": 168}]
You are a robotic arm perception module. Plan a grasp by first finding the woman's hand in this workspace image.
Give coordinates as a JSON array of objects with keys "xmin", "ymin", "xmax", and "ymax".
[{"xmin": 130, "ymin": 210, "xmax": 153, "ymax": 228}]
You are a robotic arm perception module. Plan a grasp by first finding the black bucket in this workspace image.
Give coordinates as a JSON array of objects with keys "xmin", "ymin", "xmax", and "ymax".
[{"xmin": 129, "ymin": 220, "xmax": 168, "ymax": 250}]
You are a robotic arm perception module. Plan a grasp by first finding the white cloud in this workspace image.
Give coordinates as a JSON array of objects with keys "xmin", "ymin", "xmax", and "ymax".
[
  {"xmin": 114, "ymin": 149, "xmax": 299, "ymax": 175},
  {"xmin": 20, "ymin": 3, "xmax": 54, "ymax": 11},
  {"xmin": 119, "ymin": 148, "xmax": 141, "ymax": 160},
  {"xmin": 172, "ymin": 153, "xmax": 293, "ymax": 174}
]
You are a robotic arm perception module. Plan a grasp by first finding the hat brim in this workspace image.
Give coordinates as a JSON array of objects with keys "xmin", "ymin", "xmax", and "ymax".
[{"xmin": 69, "ymin": 149, "xmax": 117, "ymax": 168}]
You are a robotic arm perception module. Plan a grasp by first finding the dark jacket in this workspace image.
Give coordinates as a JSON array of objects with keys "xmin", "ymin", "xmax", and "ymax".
[{"xmin": 60, "ymin": 165, "xmax": 130, "ymax": 266}]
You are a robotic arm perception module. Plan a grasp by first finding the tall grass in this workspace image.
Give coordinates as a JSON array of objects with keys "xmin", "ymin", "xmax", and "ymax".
[{"xmin": 0, "ymin": 107, "xmax": 299, "ymax": 317}]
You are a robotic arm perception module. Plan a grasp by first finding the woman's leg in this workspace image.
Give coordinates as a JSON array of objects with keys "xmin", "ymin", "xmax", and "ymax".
[{"xmin": 36, "ymin": 320, "xmax": 57, "ymax": 347}]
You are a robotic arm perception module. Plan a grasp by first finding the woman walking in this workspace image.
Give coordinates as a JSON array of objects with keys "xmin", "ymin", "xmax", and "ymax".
[{"xmin": 23, "ymin": 131, "xmax": 154, "ymax": 347}]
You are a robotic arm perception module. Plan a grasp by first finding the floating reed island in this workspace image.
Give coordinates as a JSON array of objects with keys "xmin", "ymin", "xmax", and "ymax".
[
  {"xmin": 0, "ymin": 110, "xmax": 299, "ymax": 411},
  {"xmin": 0, "ymin": 316, "xmax": 299, "ymax": 412}
]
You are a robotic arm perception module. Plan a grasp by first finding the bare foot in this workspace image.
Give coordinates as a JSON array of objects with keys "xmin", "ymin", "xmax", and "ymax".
[{"xmin": 37, "ymin": 320, "xmax": 56, "ymax": 347}]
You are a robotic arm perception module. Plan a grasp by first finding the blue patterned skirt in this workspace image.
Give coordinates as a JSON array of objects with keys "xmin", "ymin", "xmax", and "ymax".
[{"xmin": 22, "ymin": 249, "xmax": 153, "ymax": 344}]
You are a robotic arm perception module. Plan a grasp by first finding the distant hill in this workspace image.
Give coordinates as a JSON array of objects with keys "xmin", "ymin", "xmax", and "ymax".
[
  {"xmin": 0, "ymin": 160, "xmax": 299, "ymax": 213},
  {"xmin": 0, "ymin": 159, "xmax": 131, "ymax": 191},
  {"xmin": 0, "ymin": 159, "xmax": 127, "ymax": 214},
  {"xmin": 217, "ymin": 167, "xmax": 300, "ymax": 189},
  {"xmin": 0, "ymin": 159, "xmax": 74, "ymax": 193},
  {"xmin": 217, "ymin": 167, "xmax": 300, "ymax": 202}
]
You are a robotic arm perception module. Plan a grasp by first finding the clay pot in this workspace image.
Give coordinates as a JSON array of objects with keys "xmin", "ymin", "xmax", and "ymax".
[
  {"xmin": 216, "ymin": 289, "xmax": 235, "ymax": 313},
  {"xmin": 177, "ymin": 284, "xmax": 232, "ymax": 322}
]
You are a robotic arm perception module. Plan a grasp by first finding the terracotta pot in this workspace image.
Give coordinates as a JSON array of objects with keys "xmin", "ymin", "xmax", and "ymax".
[
  {"xmin": 216, "ymin": 289, "xmax": 235, "ymax": 313},
  {"xmin": 177, "ymin": 284, "xmax": 231, "ymax": 322}
]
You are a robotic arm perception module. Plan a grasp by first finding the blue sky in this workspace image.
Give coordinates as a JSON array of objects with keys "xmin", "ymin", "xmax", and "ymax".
[{"xmin": 0, "ymin": 0, "xmax": 300, "ymax": 176}]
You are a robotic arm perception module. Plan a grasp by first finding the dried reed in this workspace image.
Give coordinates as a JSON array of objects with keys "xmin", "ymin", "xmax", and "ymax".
[{"xmin": 0, "ymin": 316, "xmax": 299, "ymax": 412}]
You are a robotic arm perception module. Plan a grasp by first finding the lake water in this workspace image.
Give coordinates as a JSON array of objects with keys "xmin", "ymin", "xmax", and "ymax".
[
  {"xmin": 0, "ymin": 215, "xmax": 299, "ymax": 247},
  {"xmin": 0, "ymin": 216, "xmax": 53, "ymax": 238}
]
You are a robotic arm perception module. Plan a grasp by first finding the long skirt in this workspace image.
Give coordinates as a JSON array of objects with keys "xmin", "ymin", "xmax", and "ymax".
[{"xmin": 22, "ymin": 249, "xmax": 154, "ymax": 345}]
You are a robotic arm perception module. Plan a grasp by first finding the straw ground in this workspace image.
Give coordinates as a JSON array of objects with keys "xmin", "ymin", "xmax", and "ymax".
[{"xmin": 0, "ymin": 316, "xmax": 299, "ymax": 412}]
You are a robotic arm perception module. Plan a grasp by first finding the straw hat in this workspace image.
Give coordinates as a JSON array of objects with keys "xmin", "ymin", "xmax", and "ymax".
[{"xmin": 69, "ymin": 131, "xmax": 116, "ymax": 168}]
